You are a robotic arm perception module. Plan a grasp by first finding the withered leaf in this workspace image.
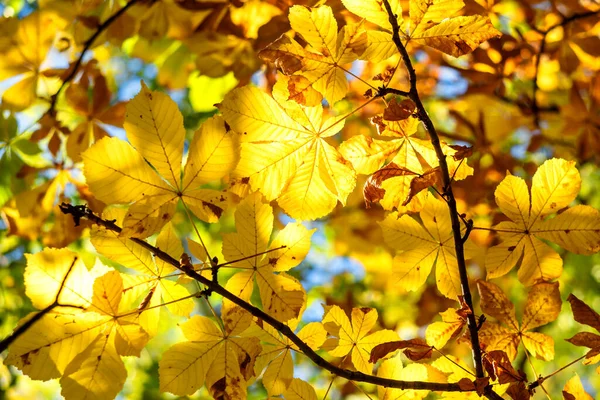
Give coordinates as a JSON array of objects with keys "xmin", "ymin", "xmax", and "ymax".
[
  {"xmin": 369, "ymin": 338, "xmax": 431, "ymax": 363},
  {"xmin": 382, "ymin": 98, "xmax": 416, "ymax": 121}
]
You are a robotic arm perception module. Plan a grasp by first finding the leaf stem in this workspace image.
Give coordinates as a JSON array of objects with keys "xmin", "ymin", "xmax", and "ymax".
[
  {"xmin": 527, "ymin": 353, "xmax": 588, "ymax": 391},
  {"xmin": 216, "ymin": 245, "xmax": 287, "ymax": 268}
]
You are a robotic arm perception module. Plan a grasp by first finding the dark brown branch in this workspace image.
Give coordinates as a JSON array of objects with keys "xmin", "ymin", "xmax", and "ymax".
[
  {"xmin": 47, "ymin": 0, "xmax": 139, "ymax": 116},
  {"xmin": 378, "ymin": 87, "xmax": 410, "ymax": 97},
  {"xmin": 380, "ymin": 1, "xmax": 499, "ymax": 398},
  {"xmin": 59, "ymin": 202, "xmax": 474, "ymax": 393},
  {"xmin": 0, "ymin": 256, "xmax": 78, "ymax": 353}
]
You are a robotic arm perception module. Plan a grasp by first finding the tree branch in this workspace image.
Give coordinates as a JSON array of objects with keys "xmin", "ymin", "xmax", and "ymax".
[
  {"xmin": 379, "ymin": 0, "xmax": 491, "ymax": 394},
  {"xmin": 0, "ymin": 256, "xmax": 78, "ymax": 353},
  {"xmin": 59, "ymin": 202, "xmax": 476, "ymax": 393},
  {"xmin": 47, "ymin": 0, "xmax": 139, "ymax": 116}
]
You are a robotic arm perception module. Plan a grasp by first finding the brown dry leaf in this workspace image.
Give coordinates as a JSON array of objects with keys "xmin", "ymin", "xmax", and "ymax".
[
  {"xmin": 566, "ymin": 294, "xmax": 600, "ymax": 366},
  {"xmin": 506, "ymin": 381, "xmax": 531, "ymax": 400},
  {"xmin": 369, "ymin": 338, "xmax": 432, "ymax": 363},
  {"xmin": 567, "ymin": 294, "xmax": 600, "ymax": 331},
  {"xmin": 477, "ymin": 280, "xmax": 561, "ymax": 361},
  {"xmin": 363, "ymin": 162, "xmax": 418, "ymax": 207},
  {"xmin": 482, "ymin": 350, "xmax": 525, "ymax": 384},
  {"xmin": 405, "ymin": 168, "xmax": 442, "ymax": 206},
  {"xmin": 383, "ymin": 98, "xmax": 416, "ymax": 121}
]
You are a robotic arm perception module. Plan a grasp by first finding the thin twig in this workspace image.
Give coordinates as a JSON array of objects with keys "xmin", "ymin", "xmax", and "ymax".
[
  {"xmin": 0, "ymin": 256, "xmax": 78, "ymax": 353},
  {"xmin": 59, "ymin": 202, "xmax": 476, "ymax": 393},
  {"xmin": 47, "ymin": 0, "xmax": 140, "ymax": 116},
  {"xmin": 527, "ymin": 353, "xmax": 588, "ymax": 391}
]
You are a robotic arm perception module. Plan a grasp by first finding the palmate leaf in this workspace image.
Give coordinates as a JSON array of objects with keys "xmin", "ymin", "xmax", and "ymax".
[
  {"xmin": 486, "ymin": 158, "xmax": 600, "ymax": 286},
  {"xmin": 91, "ymin": 207, "xmax": 194, "ymax": 336},
  {"xmin": 244, "ymin": 320, "xmax": 326, "ymax": 396},
  {"xmin": 223, "ymin": 192, "xmax": 315, "ymax": 321},
  {"xmin": 379, "ymin": 196, "xmax": 475, "ymax": 298},
  {"xmin": 322, "ymin": 306, "xmax": 398, "ymax": 374},
  {"xmin": 477, "ymin": 280, "xmax": 561, "ymax": 361},
  {"xmin": 218, "ymin": 85, "xmax": 356, "ymax": 220},
  {"xmin": 83, "ymin": 82, "xmax": 239, "ymax": 238},
  {"xmin": 159, "ymin": 307, "xmax": 261, "ymax": 398},
  {"xmin": 259, "ymin": 5, "xmax": 367, "ymax": 106},
  {"xmin": 343, "ymin": 0, "xmax": 500, "ymax": 61},
  {"xmin": 7, "ymin": 257, "xmax": 150, "ymax": 400}
]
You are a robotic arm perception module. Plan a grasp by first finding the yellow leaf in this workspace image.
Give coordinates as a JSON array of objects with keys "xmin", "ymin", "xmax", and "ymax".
[
  {"xmin": 223, "ymin": 193, "xmax": 315, "ymax": 321},
  {"xmin": 0, "ymin": 11, "xmax": 65, "ymax": 110},
  {"xmin": 160, "ymin": 309, "xmax": 260, "ymax": 398},
  {"xmin": 7, "ymin": 267, "xmax": 150, "ymax": 399},
  {"xmin": 61, "ymin": 333, "xmax": 126, "ymax": 400},
  {"xmin": 322, "ymin": 306, "xmax": 399, "ymax": 373},
  {"xmin": 159, "ymin": 337, "xmax": 221, "ymax": 394},
  {"xmin": 260, "ymin": 5, "xmax": 366, "ymax": 105},
  {"xmin": 411, "ymin": 15, "xmax": 501, "ymax": 58},
  {"xmin": 245, "ymin": 319, "xmax": 324, "ymax": 395},
  {"xmin": 377, "ymin": 356, "xmax": 429, "ymax": 400},
  {"xmin": 530, "ymin": 159, "xmax": 580, "ymax": 221},
  {"xmin": 522, "ymin": 331, "xmax": 554, "ymax": 361},
  {"xmin": 115, "ymin": 322, "xmax": 149, "ymax": 357},
  {"xmin": 84, "ymin": 86, "xmax": 239, "ymax": 237},
  {"xmin": 425, "ymin": 309, "xmax": 466, "ymax": 349},
  {"xmin": 6, "ymin": 312, "xmax": 108, "ymax": 380},
  {"xmin": 563, "ymin": 374, "xmax": 594, "ymax": 400},
  {"xmin": 219, "ymin": 86, "xmax": 355, "ymax": 220},
  {"xmin": 283, "ymin": 378, "xmax": 318, "ymax": 400},
  {"xmin": 478, "ymin": 323, "xmax": 519, "ymax": 361},
  {"xmin": 486, "ymin": 158, "xmax": 599, "ymax": 285},
  {"xmin": 340, "ymin": 117, "xmax": 472, "ymax": 212},
  {"xmin": 24, "ymin": 248, "xmax": 93, "ymax": 309},
  {"xmin": 92, "ymin": 209, "xmax": 193, "ymax": 332},
  {"xmin": 477, "ymin": 280, "xmax": 518, "ymax": 330},
  {"xmin": 521, "ymin": 282, "xmax": 562, "ymax": 331},
  {"xmin": 345, "ymin": 0, "xmax": 499, "ymax": 59},
  {"xmin": 83, "ymin": 136, "xmax": 170, "ymax": 205},
  {"xmin": 342, "ymin": 0, "xmax": 401, "ymax": 31},
  {"xmin": 262, "ymin": 350, "xmax": 293, "ymax": 395},
  {"xmin": 91, "ymin": 270, "xmax": 123, "ymax": 316},
  {"xmin": 380, "ymin": 196, "xmax": 467, "ymax": 298}
]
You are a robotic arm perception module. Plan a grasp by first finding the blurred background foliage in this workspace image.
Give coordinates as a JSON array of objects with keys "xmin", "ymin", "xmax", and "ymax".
[{"xmin": 1, "ymin": 0, "xmax": 600, "ymax": 398}]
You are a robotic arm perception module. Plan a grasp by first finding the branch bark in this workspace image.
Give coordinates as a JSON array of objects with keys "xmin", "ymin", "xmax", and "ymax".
[
  {"xmin": 60, "ymin": 202, "xmax": 476, "ymax": 394},
  {"xmin": 379, "ymin": 2, "xmax": 502, "ymax": 400}
]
